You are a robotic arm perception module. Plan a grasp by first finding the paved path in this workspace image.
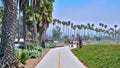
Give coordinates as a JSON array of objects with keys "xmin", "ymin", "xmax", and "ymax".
[{"xmin": 35, "ymin": 46, "xmax": 86, "ymax": 68}]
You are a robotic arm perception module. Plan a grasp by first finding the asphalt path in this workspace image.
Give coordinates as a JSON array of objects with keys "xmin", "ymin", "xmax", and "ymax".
[{"xmin": 35, "ymin": 46, "xmax": 86, "ymax": 68}]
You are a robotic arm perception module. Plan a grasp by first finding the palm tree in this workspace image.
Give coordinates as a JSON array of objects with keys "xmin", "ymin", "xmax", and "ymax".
[
  {"xmin": 30, "ymin": 0, "xmax": 40, "ymax": 43},
  {"xmin": 19, "ymin": 0, "xmax": 29, "ymax": 46},
  {"xmin": 91, "ymin": 24, "xmax": 95, "ymax": 37},
  {"xmin": 64, "ymin": 21, "xmax": 67, "ymax": 35},
  {"xmin": 66, "ymin": 21, "xmax": 70, "ymax": 37},
  {"xmin": 117, "ymin": 28, "xmax": 120, "ymax": 39},
  {"xmin": 81, "ymin": 24, "xmax": 85, "ymax": 37},
  {"xmin": 95, "ymin": 27, "xmax": 99, "ymax": 37},
  {"xmin": 108, "ymin": 28, "xmax": 114, "ymax": 39},
  {"xmin": 52, "ymin": 19, "xmax": 57, "ymax": 30},
  {"xmin": 87, "ymin": 23, "xmax": 91, "ymax": 39},
  {"xmin": 0, "ymin": 0, "xmax": 17, "ymax": 67},
  {"xmin": 0, "ymin": 6, "xmax": 4, "ymax": 33},
  {"xmin": 77, "ymin": 24, "xmax": 82, "ymax": 35},
  {"xmin": 104, "ymin": 25, "xmax": 107, "ymax": 29},
  {"xmin": 62, "ymin": 21, "xmax": 66, "ymax": 37},
  {"xmin": 26, "ymin": 6, "xmax": 37, "ymax": 43},
  {"xmin": 83, "ymin": 25, "xmax": 87, "ymax": 40},
  {"xmin": 36, "ymin": 0, "xmax": 54, "ymax": 43},
  {"xmin": 104, "ymin": 25, "xmax": 107, "ymax": 37},
  {"xmin": 114, "ymin": 25, "xmax": 118, "ymax": 41},
  {"xmin": 57, "ymin": 19, "xmax": 61, "ymax": 25},
  {"xmin": 72, "ymin": 25, "xmax": 77, "ymax": 37},
  {"xmin": 0, "ymin": 6, "xmax": 4, "ymax": 19},
  {"xmin": 71, "ymin": 23, "xmax": 73, "ymax": 37}
]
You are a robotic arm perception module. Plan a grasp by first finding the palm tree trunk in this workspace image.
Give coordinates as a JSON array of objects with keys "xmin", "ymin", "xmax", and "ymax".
[
  {"xmin": 0, "ymin": 0, "xmax": 17, "ymax": 67},
  {"xmin": 18, "ymin": 12, "xmax": 20, "ymax": 44},
  {"xmin": 65, "ymin": 25, "xmax": 67, "ymax": 35},
  {"xmin": 38, "ymin": 20, "xmax": 49, "ymax": 44},
  {"xmin": 84, "ymin": 29, "xmax": 85, "ymax": 38},
  {"xmin": 23, "ymin": 2, "xmax": 27, "ymax": 47},
  {"xmin": 68, "ymin": 26, "xmax": 69, "ymax": 37},
  {"xmin": 74, "ymin": 30, "xmax": 75, "ymax": 37},
  {"xmin": 39, "ymin": 30, "xmax": 44, "ymax": 44},
  {"xmin": 62, "ymin": 25, "xmax": 64, "ymax": 38},
  {"xmin": 71, "ymin": 26, "xmax": 72, "ymax": 37},
  {"xmin": 32, "ymin": 9, "xmax": 37, "ymax": 43}
]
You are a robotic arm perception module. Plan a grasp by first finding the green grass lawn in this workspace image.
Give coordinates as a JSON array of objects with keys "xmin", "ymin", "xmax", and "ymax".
[{"xmin": 72, "ymin": 43, "xmax": 120, "ymax": 68}]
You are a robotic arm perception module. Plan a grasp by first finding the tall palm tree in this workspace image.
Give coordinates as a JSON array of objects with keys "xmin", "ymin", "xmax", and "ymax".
[
  {"xmin": 36, "ymin": 0, "xmax": 54, "ymax": 43},
  {"xmin": 66, "ymin": 21, "xmax": 70, "ymax": 37},
  {"xmin": 72, "ymin": 25, "xmax": 77, "ymax": 37},
  {"xmin": 91, "ymin": 24, "xmax": 95, "ymax": 37},
  {"xmin": 0, "ymin": 6, "xmax": 4, "ymax": 32},
  {"xmin": 19, "ymin": 0, "xmax": 29, "ymax": 46},
  {"xmin": 64, "ymin": 21, "xmax": 67, "ymax": 35},
  {"xmin": 0, "ymin": 6, "xmax": 4, "ymax": 19},
  {"xmin": 71, "ymin": 23, "xmax": 73, "ymax": 36},
  {"xmin": 104, "ymin": 25, "xmax": 107, "ymax": 37},
  {"xmin": 117, "ymin": 28, "xmax": 120, "ymax": 38},
  {"xmin": 95, "ymin": 27, "xmax": 99, "ymax": 36},
  {"xmin": 62, "ymin": 21, "xmax": 66, "ymax": 37},
  {"xmin": 30, "ymin": 0, "xmax": 40, "ymax": 43},
  {"xmin": 83, "ymin": 25, "xmax": 87, "ymax": 39},
  {"xmin": 114, "ymin": 25, "xmax": 118, "ymax": 41},
  {"xmin": 0, "ymin": 0, "xmax": 17, "ymax": 67},
  {"xmin": 81, "ymin": 24, "xmax": 85, "ymax": 37},
  {"xmin": 52, "ymin": 19, "xmax": 57, "ymax": 30},
  {"xmin": 77, "ymin": 24, "xmax": 82, "ymax": 35},
  {"xmin": 57, "ymin": 19, "xmax": 61, "ymax": 26},
  {"xmin": 26, "ymin": 6, "xmax": 38, "ymax": 43},
  {"xmin": 87, "ymin": 23, "xmax": 91, "ymax": 39}
]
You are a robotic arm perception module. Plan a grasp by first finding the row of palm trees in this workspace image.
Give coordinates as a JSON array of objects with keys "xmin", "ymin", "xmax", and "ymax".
[
  {"xmin": 52, "ymin": 19, "xmax": 119, "ymax": 41},
  {"xmin": 0, "ymin": 0, "xmax": 54, "ymax": 67}
]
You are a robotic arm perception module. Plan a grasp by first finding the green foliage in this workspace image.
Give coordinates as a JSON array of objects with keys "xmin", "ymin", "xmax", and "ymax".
[
  {"xmin": 15, "ymin": 49, "xmax": 29, "ymax": 64},
  {"xmin": 20, "ymin": 50, "xmax": 29, "ymax": 64},
  {"xmin": 72, "ymin": 43, "xmax": 120, "ymax": 68},
  {"xmin": 15, "ymin": 43, "xmax": 43, "ymax": 64},
  {"xmin": 35, "ymin": 12, "xmax": 42, "ymax": 22},
  {"xmin": 0, "ymin": 6, "xmax": 4, "ymax": 19},
  {"xmin": 15, "ymin": 48, "xmax": 22, "ymax": 60},
  {"xmin": 28, "ymin": 50, "xmax": 40, "ymax": 58},
  {"xmin": 39, "ymin": 0, "xmax": 53, "ymax": 23},
  {"xmin": 46, "ymin": 43, "xmax": 56, "ymax": 48},
  {"xmin": 33, "ymin": 43, "xmax": 43, "ymax": 51},
  {"xmin": 27, "ymin": 44, "xmax": 34, "ymax": 50},
  {"xmin": 26, "ymin": 6, "xmax": 32, "ymax": 23},
  {"xmin": 63, "ymin": 35, "xmax": 69, "ymax": 44},
  {"xmin": 27, "ymin": 31, "xmax": 32, "ymax": 38},
  {"xmin": 52, "ymin": 26, "xmax": 62, "ymax": 40},
  {"xmin": 0, "ymin": 6, "xmax": 4, "ymax": 24}
]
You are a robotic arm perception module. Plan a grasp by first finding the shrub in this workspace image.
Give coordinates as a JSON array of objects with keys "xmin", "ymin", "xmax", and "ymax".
[
  {"xmin": 15, "ymin": 49, "xmax": 29, "ymax": 64},
  {"xmin": 46, "ymin": 43, "xmax": 56, "ymax": 48},
  {"xmin": 33, "ymin": 44, "xmax": 43, "ymax": 51},
  {"xmin": 15, "ymin": 48, "xmax": 22, "ymax": 60},
  {"xmin": 28, "ymin": 50, "xmax": 40, "ymax": 58},
  {"xmin": 20, "ymin": 50, "xmax": 29, "ymax": 64},
  {"xmin": 27, "ymin": 44, "xmax": 33, "ymax": 50}
]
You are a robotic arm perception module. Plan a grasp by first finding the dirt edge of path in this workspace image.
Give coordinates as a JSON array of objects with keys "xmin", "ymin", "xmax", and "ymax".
[{"xmin": 24, "ymin": 48, "xmax": 50, "ymax": 68}]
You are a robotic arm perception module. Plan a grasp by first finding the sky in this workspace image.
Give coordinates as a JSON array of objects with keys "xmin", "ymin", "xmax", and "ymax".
[
  {"xmin": 53, "ymin": 0, "xmax": 120, "ymax": 28},
  {"xmin": 0, "ymin": 0, "xmax": 120, "ymax": 28},
  {"xmin": 0, "ymin": 0, "xmax": 119, "ymax": 62}
]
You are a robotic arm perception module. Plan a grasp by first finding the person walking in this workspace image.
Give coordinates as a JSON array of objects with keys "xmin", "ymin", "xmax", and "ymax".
[
  {"xmin": 79, "ymin": 36, "xmax": 82, "ymax": 48},
  {"xmin": 70, "ymin": 37, "xmax": 74, "ymax": 47},
  {"xmin": 41, "ymin": 40, "xmax": 45, "ymax": 48}
]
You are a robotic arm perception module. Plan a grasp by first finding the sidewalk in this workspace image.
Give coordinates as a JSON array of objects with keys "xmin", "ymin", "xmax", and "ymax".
[{"xmin": 35, "ymin": 46, "xmax": 86, "ymax": 68}]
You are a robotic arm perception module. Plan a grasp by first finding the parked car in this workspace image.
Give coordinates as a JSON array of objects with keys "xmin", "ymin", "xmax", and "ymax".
[{"xmin": 15, "ymin": 38, "xmax": 25, "ymax": 49}]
